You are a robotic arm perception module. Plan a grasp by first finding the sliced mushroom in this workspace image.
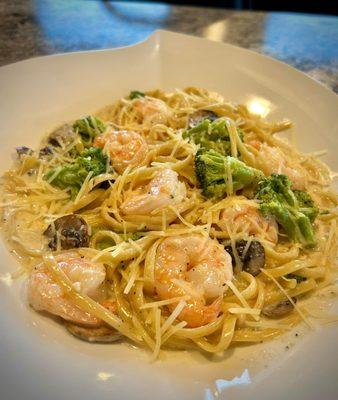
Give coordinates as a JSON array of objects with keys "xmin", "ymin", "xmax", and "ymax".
[
  {"xmin": 65, "ymin": 322, "xmax": 122, "ymax": 343},
  {"xmin": 16, "ymin": 146, "xmax": 33, "ymax": 158},
  {"xmin": 97, "ymin": 180, "xmax": 112, "ymax": 189},
  {"xmin": 188, "ymin": 110, "xmax": 218, "ymax": 128},
  {"xmin": 47, "ymin": 124, "xmax": 76, "ymax": 147},
  {"xmin": 261, "ymin": 298, "xmax": 297, "ymax": 319},
  {"xmin": 44, "ymin": 215, "xmax": 89, "ymax": 250},
  {"xmin": 39, "ymin": 146, "xmax": 53, "ymax": 158},
  {"xmin": 224, "ymin": 240, "xmax": 265, "ymax": 276}
]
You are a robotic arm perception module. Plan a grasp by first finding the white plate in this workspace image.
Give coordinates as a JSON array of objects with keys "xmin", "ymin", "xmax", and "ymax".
[{"xmin": 0, "ymin": 30, "xmax": 337, "ymax": 400}]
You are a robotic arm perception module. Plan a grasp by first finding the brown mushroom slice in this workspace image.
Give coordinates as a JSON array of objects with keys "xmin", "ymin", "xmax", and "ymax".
[
  {"xmin": 261, "ymin": 298, "xmax": 297, "ymax": 319},
  {"xmin": 65, "ymin": 322, "xmax": 122, "ymax": 343},
  {"xmin": 224, "ymin": 240, "xmax": 265, "ymax": 277},
  {"xmin": 188, "ymin": 110, "xmax": 218, "ymax": 128},
  {"xmin": 47, "ymin": 124, "xmax": 77, "ymax": 147},
  {"xmin": 39, "ymin": 146, "xmax": 53, "ymax": 159},
  {"xmin": 16, "ymin": 146, "xmax": 33, "ymax": 158},
  {"xmin": 44, "ymin": 215, "xmax": 89, "ymax": 250}
]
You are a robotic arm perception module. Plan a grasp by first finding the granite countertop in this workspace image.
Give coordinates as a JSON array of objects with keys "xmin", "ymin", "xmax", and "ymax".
[{"xmin": 0, "ymin": 0, "xmax": 337, "ymax": 92}]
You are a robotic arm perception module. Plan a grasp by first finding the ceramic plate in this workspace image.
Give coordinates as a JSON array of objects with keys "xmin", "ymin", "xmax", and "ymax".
[{"xmin": 0, "ymin": 30, "xmax": 337, "ymax": 400}]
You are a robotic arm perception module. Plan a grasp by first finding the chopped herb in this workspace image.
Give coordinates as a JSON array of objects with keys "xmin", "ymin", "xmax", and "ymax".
[
  {"xmin": 286, "ymin": 273, "xmax": 307, "ymax": 283},
  {"xmin": 129, "ymin": 90, "xmax": 145, "ymax": 100}
]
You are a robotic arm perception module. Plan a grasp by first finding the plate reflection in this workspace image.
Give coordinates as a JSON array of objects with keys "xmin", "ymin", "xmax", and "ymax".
[
  {"xmin": 205, "ymin": 369, "xmax": 251, "ymax": 399},
  {"xmin": 247, "ymin": 97, "xmax": 272, "ymax": 118},
  {"xmin": 34, "ymin": 0, "xmax": 170, "ymax": 50}
]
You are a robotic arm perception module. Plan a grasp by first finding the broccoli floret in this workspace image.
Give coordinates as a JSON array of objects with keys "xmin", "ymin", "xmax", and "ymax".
[
  {"xmin": 73, "ymin": 116, "xmax": 105, "ymax": 146},
  {"xmin": 256, "ymin": 174, "xmax": 318, "ymax": 247},
  {"xmin": 183, "ymin": 118, "xmax": 243, "ymax": 156},
  {"xmin": 129, "ymin": 90, "xmax": 145, "ymax": 100},
  {"xmin": 195, "ymin": 148, "xmax": 263, "ymax": 199},
  {"xmin": 45, "ymin": 147, "xmax": 107, "ymax": 197},
  {"xmin": 76, "ymin": 147, "xmax": 107, "ymax": 176},
  {"xmin": 293, "ymin": 189, "xmax": 319, "ymax": 222}
]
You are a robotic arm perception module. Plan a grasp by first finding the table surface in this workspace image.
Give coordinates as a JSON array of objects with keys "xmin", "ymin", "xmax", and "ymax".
[{"xmin": 1, "ymin": 0, "xmax": 337, "ymax": 93}]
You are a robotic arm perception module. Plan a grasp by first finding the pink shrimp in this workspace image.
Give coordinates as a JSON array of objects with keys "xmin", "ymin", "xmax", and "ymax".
[
  {"xmin": 249, "ymin": 141, "xmax": 306, "ymax": 190},
  {"xmin": 219, "ymin": 202, "xmax": 278, "ymax": 244},
  {"xmin": 154, "ymin": 234, "xmax": 233, "ymax": 328},
  {"xmin": 133, "ymin": 97, "xmax": 170, "ymax": 125},
  {"xmin": 120, "ymin": 168, "xmax": 186, "ymax": 216},
  {"xmin": 94, "ymin": 130, "xmax": 148, "ymax": 173},
  {"xmin": 27, "ymin": 252, "xmax": 115, "ymax": 326}
]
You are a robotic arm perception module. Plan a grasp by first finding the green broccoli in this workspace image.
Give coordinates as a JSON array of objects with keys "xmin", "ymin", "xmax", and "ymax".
[
  {"xmin": 255, "ymin": 174, "xmax": 318, "ymax": 247},
  {"xmin": 129, "ymin": 90, "xmax": 145, "ymax": 100},
  {"xmin": 73, "ymin": 116, "xmax": 105, "ymax": 146},
  {"xmin": 45, "ymin": 147, "xmax": 107, "ymax": 197},
  {"xmin": 293, "ymin": 189, "xmax": 319, "ymax": 222},
  {"xmin": 183, "ymin": 118, "xmax": 243, "ymax": 156},
  {"xmin": 195, "ymin": 148, "xmax": 264, "ymax": 198}
]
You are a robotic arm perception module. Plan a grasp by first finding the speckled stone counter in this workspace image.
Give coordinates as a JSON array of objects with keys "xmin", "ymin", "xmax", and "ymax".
[{"xmin": 1, "ymin": 0, "xmax": 337, "ymax": 92}]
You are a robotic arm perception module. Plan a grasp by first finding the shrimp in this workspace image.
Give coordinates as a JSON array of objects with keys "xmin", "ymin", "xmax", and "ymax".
[
  {"xmin": 27, "ymin": 252, "xmax": 112, "ymax": 326},
  {"xmin": 154, "ymin": 234, "xmax": 233, "ymax": 328},
  {"xmin": 93, "ymin": 130, "xmax": 148, "ymax": 173},
  {"xmin": 120, "ymin": 168, "xmax": 186, "ymax": 215},
  {"xmin": 218, "ymin": 202, "xmax": 278, "ymax": 244},
  {"xmin": 133, "ymin": 97, "xmax": 170, "ymax": 125},
  {"xmin": 251, "ymin": 141, "xmax": 306, "ymax": 190}
]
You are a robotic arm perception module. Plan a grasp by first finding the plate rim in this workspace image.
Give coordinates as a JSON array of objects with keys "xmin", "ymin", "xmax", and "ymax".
[{"xmin": 1, "ymin": 29, "xmax": 337, "ymax": 106}]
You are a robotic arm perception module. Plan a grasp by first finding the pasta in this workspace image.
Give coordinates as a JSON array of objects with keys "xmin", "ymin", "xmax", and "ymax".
[{"xmin": 0, "ymin": 87, "xmax": 337, "ymax": 358}]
